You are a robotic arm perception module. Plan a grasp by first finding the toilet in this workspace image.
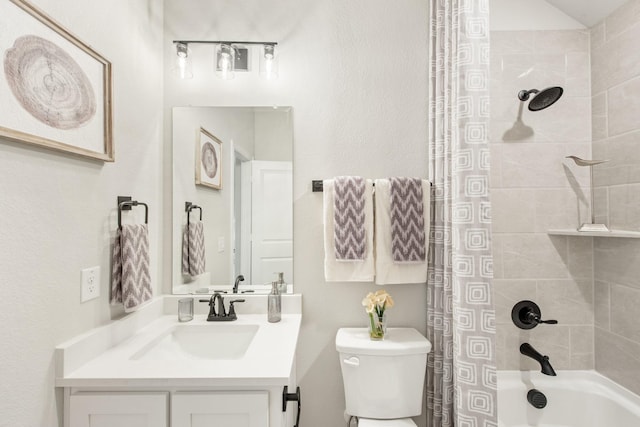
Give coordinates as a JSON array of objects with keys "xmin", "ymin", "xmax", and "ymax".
[{"xmin": 336, "ymin": 328, "xmax": 432, "ymax": 426}]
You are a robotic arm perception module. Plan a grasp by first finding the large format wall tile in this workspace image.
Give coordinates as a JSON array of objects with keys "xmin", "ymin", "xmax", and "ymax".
[
  {"xmin": 534, "ymin": 188, "xmax": 588, "ymax": 232},
  {"xmin": 501, "ymin": 234, "xmax": 569, "ymax": 279},
  {"xmin": 592, "ymin": 131, "xmax": 640, "ymax": 187},
  {"xmin": 605, "ymin": 0, "xmax": 640, "ymax": 42},
  {"xmin": 493, "ymin": 279, "xmax": 537, "ymax": 325},
  {"xmin": 595, "ymin": 327, "xmax": 640, "ymax": 395},
  {"xmin": 609, "ymin": 183, "xmax": 640, "ymax": 230},
  {"xmin": 491, "ymin": 189, "xmax": 536, "ymax": 233},
  {"xmin": 594, "ymin": 281, "xmax": 610, "ymax": 330},
  {"xmin": 591, "ymin": 22, "xmax": 640, "ymax": 93},
  {"xmin": 594, "ymin": 238, "xmax": 640, "ymax": 289},
  {"xmin": 607, "ymin": 77, "xmax": 640, "ymax": 137},
  {"xmin": 533, "ymin": 30, "xmax": 589, "ymax": 54},
  {"xmin": 537, "ymin": 279, "xmax": 593, "ymax": 325},
  {"xmin": 492, "ymin": 29, "xmax": 595, "ymax": 371},
  {"xmin": 591, "ymin": 92, "xmax": 607, "ymax": 142},
  {"xmin": 567, "ymin": 237, "xmax": 594, "ymax": 280},
  {"xmin": 610, "ymin": 284, "xmax": 640, "ymax": 343}
]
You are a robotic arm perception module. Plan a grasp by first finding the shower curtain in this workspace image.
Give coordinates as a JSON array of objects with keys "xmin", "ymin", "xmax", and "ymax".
[{"xmin": 426, "ymin": 0, "xmax": 497, "ymax": 426}]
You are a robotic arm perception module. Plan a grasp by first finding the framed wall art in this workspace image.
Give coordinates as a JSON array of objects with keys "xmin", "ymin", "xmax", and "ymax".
[
  {"xmin": 195, "ymin": 127, "xmax": 222, "ymax": 190},
  {"xmin": 0, "ymin": 0, "xmax": 113, "ymax": 161}
]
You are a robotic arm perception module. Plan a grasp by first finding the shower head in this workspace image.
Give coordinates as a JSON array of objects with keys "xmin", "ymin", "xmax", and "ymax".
[{"xmin": 518, "ymin": 86, "xmax": 564, "ymax": 111}]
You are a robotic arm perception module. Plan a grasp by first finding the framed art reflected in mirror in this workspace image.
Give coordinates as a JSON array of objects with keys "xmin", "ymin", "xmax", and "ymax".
[{"xmin": 196, "ymin": 127, "xmax": 222, "ymax": 190}]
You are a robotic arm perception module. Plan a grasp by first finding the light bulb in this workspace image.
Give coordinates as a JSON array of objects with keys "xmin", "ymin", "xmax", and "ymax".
[
  {"xmin": 174, "ymin": 42, "xmax": 193, "ymax": 79},
  {"xmin": 259, "ymin": 44, "xmax": 278, "ymax": 80},
  {"xmin": 216, "ymin": 44, "xmax": 235, "ymax": 80}
]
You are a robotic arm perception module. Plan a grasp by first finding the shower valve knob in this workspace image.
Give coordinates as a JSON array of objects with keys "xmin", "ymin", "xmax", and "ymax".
[{"xmin": 512, "ymin": 300, "xmax": 558, "ymax": 330}]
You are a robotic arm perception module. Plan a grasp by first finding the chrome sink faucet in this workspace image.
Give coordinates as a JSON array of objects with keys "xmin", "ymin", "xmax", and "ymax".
[{"xmin": 199, "ymin": 292, "xmax": 245, "ymax": 321}]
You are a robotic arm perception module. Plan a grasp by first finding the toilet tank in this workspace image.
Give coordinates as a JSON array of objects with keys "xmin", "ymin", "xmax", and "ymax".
[{"xmin": 336, "ymin": 328, "xmax": 432, "ymax": 419}]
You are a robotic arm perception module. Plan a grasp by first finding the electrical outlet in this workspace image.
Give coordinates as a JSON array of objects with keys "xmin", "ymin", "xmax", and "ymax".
[{"xmin": 81, "ymin": 266, "xmax": 101, "ymax": 302}]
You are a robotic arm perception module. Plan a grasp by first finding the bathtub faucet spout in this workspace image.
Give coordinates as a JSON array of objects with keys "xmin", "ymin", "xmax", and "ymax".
[{"xmin": 520, "ymin": 343, "xmax": 557, "ymax": 376}]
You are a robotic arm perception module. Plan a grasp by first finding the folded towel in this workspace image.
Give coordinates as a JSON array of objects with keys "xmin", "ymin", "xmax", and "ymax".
[
  {"xmin": 334, "ymin": 176, "xmax": 366, "ymax": 260},
  {"xmin": 182, "ymin": 221, "xmax": 206, "ymax": 276},
  {"xmin": 324, "ymin": 178, "xmax": 375, "ymax": 282},
  {"xmin": 390, "ymin": 177, "xmax": 426, "ymax": 262},
  {"xmin": 111, "ymin": 224, "xmax": 153, "ymax": 312},
  {"xmin": 374, "ymin": 178, "xmax": 430, "ymax": 284}
]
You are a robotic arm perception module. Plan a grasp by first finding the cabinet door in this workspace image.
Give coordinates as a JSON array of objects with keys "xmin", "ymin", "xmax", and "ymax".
[
  {"xmin": 172, "ymin": 391, "xmax": 268, "ymax": 427},
  {"xmin": 69, "ymin": 392, "xmax": 168, "ymax": 427}
]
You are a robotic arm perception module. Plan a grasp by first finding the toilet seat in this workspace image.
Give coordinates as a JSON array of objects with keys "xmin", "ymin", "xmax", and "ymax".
[{"xmin": 357, "ymin": 418, "xmax": 417, "ymax": 426}]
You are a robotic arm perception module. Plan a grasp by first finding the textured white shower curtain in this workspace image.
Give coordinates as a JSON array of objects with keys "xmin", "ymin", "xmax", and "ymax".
[{"xmin": 426, "ymin": 0, "xmax": 497, "ymax": 426}]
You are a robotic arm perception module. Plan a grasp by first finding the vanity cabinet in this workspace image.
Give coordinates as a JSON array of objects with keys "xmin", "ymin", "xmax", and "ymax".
[
  {"xmin": 172, "ymin": 391, "xmax": 268, "ymax": 427},
  {"xmin": 66, "ymin": 388, "xmax": 281, "ymax": 427},
  {"xmin": 69, "ymin": 392, "xmax": 168, "ymax": 427}
]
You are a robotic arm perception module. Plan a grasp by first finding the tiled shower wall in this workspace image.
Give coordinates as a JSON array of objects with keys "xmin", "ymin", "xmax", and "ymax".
[
  {"xmin": 490, "ymin": 30, "xmax": 595, "ymax": 370},
  {"xmin": 590, "ymin": 0, "xmax": 640, "ymax": 395}
]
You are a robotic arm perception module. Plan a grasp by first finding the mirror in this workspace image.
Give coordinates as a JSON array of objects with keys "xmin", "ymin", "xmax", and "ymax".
[{"xmin": 172, "ymin": 106, "xmax": 293, "ymax": 294}]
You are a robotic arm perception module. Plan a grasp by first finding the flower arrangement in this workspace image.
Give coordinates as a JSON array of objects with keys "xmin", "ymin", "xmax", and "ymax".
[{"xmin": 362, "ymin": 289, "xmax": 394, "ymax": 340}]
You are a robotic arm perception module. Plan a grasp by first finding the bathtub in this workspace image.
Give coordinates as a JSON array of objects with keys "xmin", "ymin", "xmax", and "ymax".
[{"xmin": 498, "ymin": 370, "xmax": 640, "ymax": 427}]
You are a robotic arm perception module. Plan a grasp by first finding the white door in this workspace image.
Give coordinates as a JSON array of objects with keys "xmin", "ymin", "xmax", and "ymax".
[
  {"xmin": 251, "ymin": 161, "xmax": 293, "ymax": 286},
  {"xmin": 69, "ymin": 393, "xmax": 168, "ymax": 427},
  {"xmin": 172, "ymin": 392, "xmax": 268, "ymax": 427}
]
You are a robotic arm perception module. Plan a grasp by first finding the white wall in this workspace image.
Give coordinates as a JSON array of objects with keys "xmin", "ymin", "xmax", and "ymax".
[
  {"xmin": 163, "ymin": 0, "xmax": 429, "ymax": 425},
  {"xmin": 254, "ymin": 109, "xmax": 293, "ymax": 161},
  {"xmin": 173, "ymin": 107, "xmax": 255, "ymax": 289},
  {"xmin": 0, "ymin": 1, "xmax": 164, "ymax": 425}
]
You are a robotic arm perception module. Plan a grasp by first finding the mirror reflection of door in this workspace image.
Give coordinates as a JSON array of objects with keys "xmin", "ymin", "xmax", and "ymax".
[
  {"xmin": 235, "ymin": 158, "xmax": 293, "ymax": 287},
  {"xmin": 248, "ymin": 161, "xmax": 292, "ymax": 286}
]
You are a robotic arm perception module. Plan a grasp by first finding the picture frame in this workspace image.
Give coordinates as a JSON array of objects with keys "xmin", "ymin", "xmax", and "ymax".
[
  {"xmin": 195, "ymin": 127, "xmax": 222, "ymax": 190},
  {"xmin": 0, "ymin": 0, "xmax": 113, "ymax": 161}
]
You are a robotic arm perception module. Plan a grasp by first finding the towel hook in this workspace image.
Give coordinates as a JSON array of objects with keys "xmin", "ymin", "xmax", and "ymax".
[
  {"xmin": 185, "ymin": 201, "xmax": 203, "ymax": 223},
  {"xmin": 117, "ymin": 196, "xmax": 149, "ymax": 228}
]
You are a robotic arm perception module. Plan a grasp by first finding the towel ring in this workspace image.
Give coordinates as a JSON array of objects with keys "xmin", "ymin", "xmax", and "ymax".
[
  {"xmin": 185, "ymin": 201, "xmax": 203, "ymax": 223},
  {"xmin": 118, "ymin": 200, "xmax": 148, "ymax": 228}
]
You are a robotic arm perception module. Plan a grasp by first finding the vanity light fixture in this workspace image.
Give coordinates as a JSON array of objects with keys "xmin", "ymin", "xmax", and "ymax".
[
  {"xmin": 216, "ymin": 43, "xmax": 236, "ymax": 80},
  {"xmin": 172, "ymin": 40, "xmax": 279, "ymax": 80},
  {"xmin": 174, "ymin": 42, "xmax": 193, "ymax": 80},
  {"xmin": 259, "ymin": 44, "xmax": 278, "ymax": 80}
]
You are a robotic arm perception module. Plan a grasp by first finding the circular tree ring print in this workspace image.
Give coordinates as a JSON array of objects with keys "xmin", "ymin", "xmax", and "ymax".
[
  {"xmin": 201, "ymin": 141, "xmax": 218, "ymax": 179},
  {"xmin": 4, "ymin": 35, "xmax": 96, "ymax": 130}
]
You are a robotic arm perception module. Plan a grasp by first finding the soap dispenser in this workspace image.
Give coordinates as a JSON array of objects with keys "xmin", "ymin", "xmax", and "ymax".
[
  {"xmin": 268, "ymin": 281, "xmax": 281, "ymax": 323},
  {"xmin": 276, "ymin": 272, "xmax": 287, "ymax": 294}
]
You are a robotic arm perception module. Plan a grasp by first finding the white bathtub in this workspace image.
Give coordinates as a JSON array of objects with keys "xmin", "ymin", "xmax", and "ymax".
[{"xmin": 498, "ymin": 370, "xmax": 640, "ymax": 427}]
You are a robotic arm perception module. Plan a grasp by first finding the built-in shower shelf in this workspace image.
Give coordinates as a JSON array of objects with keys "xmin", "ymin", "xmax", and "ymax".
[{"xmin": 547, "ymin": 229, "xmax": 640, "ymax": 238}]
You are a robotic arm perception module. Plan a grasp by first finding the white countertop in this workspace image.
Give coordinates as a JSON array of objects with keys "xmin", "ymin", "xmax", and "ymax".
[{"xmin": 56, "ymin": 295, "xmax": 302, "ymax": 388}]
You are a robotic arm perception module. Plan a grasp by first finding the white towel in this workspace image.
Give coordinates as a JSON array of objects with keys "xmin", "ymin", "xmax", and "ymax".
[
  {"xmin": 323, "ymin": 178, "xmax": 375, "ymax": 282},
  {"xmin": 111, "ymin": 224, "xmax": 153, "ymax": 312},
  {"xmin": 374, "ymin": 179, "xmax": 430, "ymax": 285}
]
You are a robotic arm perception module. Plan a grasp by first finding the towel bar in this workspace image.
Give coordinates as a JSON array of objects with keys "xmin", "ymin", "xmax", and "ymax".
[
  {"xmin": 117, "ymin": 196, "xmax": 149, "ymax": 228},
  {"xmin": 312, "ymin": 179, "xmax": 432, "ymax": 192},
  {"xmin": 185, "ymin": 201, "xmax": 203, "ymax": 222}
]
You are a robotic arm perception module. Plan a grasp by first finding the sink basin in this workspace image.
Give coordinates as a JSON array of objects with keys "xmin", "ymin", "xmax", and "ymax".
[{"xmin": 130, "ymin": 324, "xmax": 259, "ymax": 361}]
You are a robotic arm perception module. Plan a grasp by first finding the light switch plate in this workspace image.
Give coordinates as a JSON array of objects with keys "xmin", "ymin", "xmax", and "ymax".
[
  {"xmin": 218, "ymin": 236, "xmax": 225, "ymax": 253},
  {"xmin": 81, "ymin": 266, "xmax": 100, "ymax": 302}
]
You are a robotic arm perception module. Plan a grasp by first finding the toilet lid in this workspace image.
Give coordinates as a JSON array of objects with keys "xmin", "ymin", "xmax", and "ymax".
[{"xmin": 357, "ymin": 418, "xmax": 417, "ymax": 427}]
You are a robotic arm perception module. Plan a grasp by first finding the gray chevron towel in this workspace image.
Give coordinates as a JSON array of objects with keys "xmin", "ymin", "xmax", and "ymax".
[
  {"xmin": 333, "ymin": 176, "xmax": 366, "ymax": 260},
  {"xmin": 390, "ymin": 177, "xmax": 426, "ymax": 262},
  {"xmin": 111, "ymin": 224, "xmax": 153, "ymax": 312},
  {"xmin": 182, "ymin": 221, "xmax": 206, "ymax": 276}
]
